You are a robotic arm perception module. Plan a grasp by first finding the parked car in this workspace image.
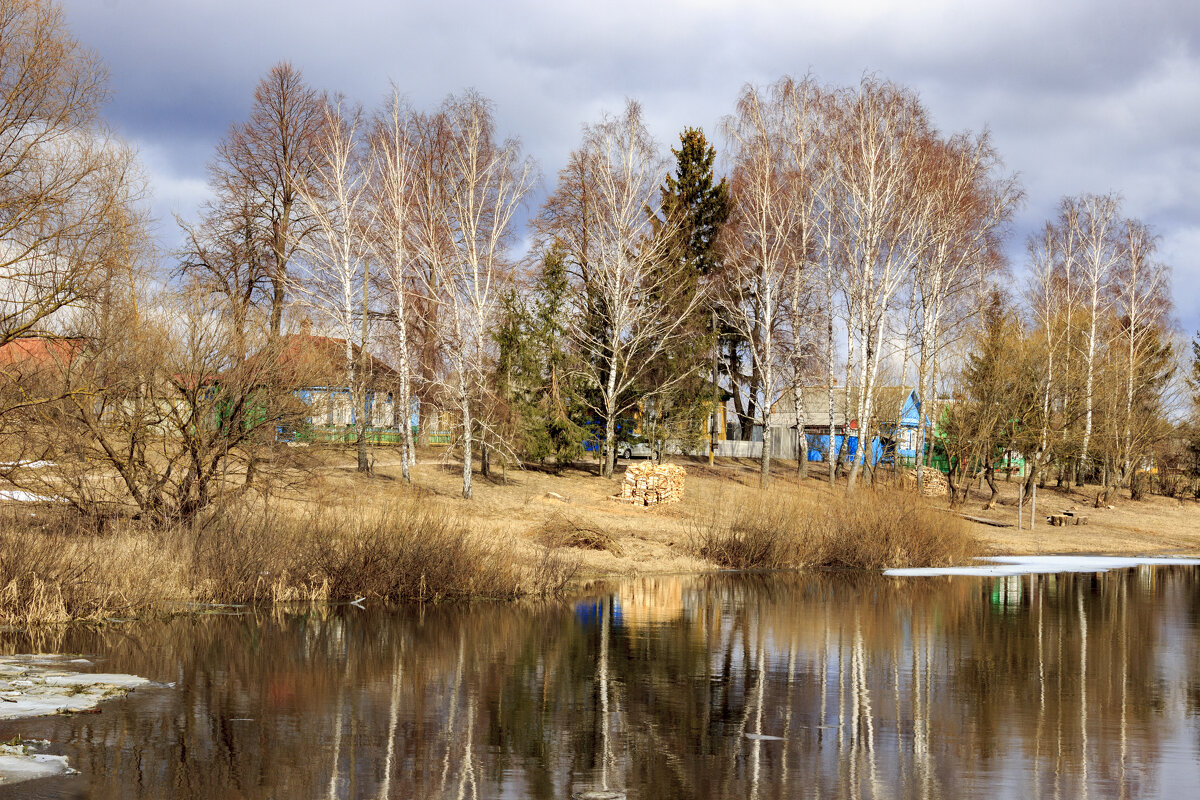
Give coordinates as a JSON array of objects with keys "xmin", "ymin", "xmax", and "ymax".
[{"xmin": 617, "ymin": 440, "xmax": 657, "ymax": 459}]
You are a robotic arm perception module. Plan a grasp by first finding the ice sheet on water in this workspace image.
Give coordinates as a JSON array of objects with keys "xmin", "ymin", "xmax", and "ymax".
[
  {"xmin": 0, "ymin": 744, "xmax": 76, "ymax": 786},
  {"xmin": 885, "ymin": 555, "xmax": 1200, "ymax": 577},
  {"xmin": 0, "ymin": 656, "xmax": 150, "ymax": 721}
]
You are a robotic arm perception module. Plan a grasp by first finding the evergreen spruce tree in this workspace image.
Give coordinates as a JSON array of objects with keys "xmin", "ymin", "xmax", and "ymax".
[
  {"xmin": 660, "ymin": 128, "xmax": 730, "ymax": 277},
  {"xmin": 641, "ymin": 129, "xmax": 731, "ymax": 457},
  {"xmin": 943, "ymin": 291, "xmax": 1023, "ymax": 506},
  {"xmin": 494, "ymin": 244, "xmax": 587, "ymax": 472}
]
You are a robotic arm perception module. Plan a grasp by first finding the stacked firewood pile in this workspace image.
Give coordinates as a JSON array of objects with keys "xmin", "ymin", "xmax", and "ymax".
[
  {"xmin": 904, "ymin": 468, "xmax": 950, "ymax": 497},
  {"xmin": 612, "ymin": 462, "xmax": 686, "ymax": 506}
]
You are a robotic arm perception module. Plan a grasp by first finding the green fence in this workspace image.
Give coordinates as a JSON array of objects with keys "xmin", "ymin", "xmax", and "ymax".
[{"xmin": 296, "ymin": 426, "xmax": 414, "ymax": 445}]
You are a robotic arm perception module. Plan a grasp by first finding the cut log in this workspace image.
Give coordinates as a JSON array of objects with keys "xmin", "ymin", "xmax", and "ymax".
[{"xmin": 958, "ymin": 513, "xmax": 1014, "ymax": 528}]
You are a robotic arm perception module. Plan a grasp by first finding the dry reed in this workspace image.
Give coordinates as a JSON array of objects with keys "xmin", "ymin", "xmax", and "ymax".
[
  {"xmin": 691, "ymin": 486, "xmax": 980, "ymax": 571},
  {"xmin": 0, "ymin": 498, "xmax": 571, "ymax": 626}
]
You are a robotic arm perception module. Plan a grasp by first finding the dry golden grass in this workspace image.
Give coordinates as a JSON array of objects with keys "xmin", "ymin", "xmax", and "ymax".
[
  {"xmin": 690, "ymin": 485, "xmax": 981, "ymax": 570},
  {"xmin": 6, "ymin": 443, "xmax": 1197, "ymax": 627},
  {"xmin": 0, "ymin": 510, "xmax": 182, "ymax": 626}
]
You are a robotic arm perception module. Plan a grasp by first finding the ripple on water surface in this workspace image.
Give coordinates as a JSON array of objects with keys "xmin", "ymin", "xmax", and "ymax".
[{"xmin": 3, "ymin": 566, "xmax": 1200, "ymax": 798}]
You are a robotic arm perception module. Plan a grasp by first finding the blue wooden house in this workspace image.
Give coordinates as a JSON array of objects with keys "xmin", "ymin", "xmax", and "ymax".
[
  {"xmin": 766, "ymin": 387, "xmax": 929, "ymax": 467},
  {"xmin": 246, "ymin": 332, "xmax": 406, "ymax": 443}
]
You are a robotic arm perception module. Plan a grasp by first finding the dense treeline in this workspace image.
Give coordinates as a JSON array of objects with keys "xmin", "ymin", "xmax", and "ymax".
[{"xmin": 0, "ymin": 0, "xmax": 1191, "ymax": 520}]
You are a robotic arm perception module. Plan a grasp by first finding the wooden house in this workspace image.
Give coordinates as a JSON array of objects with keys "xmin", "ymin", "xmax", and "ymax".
[
  {"xmin": 244, "ymin": 333, "xmax": 404, "ymax": 442},
  {"xmin": 765, "ymin": 387, "xmax": 930, "ymax": 467}
]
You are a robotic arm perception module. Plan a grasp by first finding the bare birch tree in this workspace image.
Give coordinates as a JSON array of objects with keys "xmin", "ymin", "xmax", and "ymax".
[
  {"xmin": 1102, "ymin": 218, "xmax": 1173, "ymax": 497},
  {"xmin": 721, "ymin": 83, "xmax": 804, "ymax": 487},
  {"xmin": 422, "ymin": 91, "xmax": 536, "ymax": 498},
  {"xmin": 291, "ymin": 97, "xmax": 376, "ymax": 473},
  {"xmin": 1068, "ymin": 193, "xmax": 1123, "ymax": 482},
  {"xmin": 1021, "ymin": 222, "xmax": 1066, "ymax": 497},
  {"xmin": 407, "ymin": 110, "xmax": 454, "ymax": 451},
  {"xmin": 910, "ymin": 131, "xmax": 1020, "ymax": 485},
  {"xmin": 777, "ymin": 76, "xmax": 834, "ymax": 479},
  {"xmin": 544, "ymin": 101, "xmax": 700, "ymax": 479},
  {"xmin": 827, "ymin": 78, "xmax": 932, "ymax": 492},
  {"xmin": 368, "ymin": 87, "xmax": 418, "ymax": 481}
]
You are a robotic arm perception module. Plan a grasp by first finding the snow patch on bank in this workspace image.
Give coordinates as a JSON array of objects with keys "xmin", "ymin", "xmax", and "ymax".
[
  {"xmin": 885, "ymin": 555, "xmax": 1200, "ymax": 577},
  {"xmin": 0, "ymin": 489, "xmax": 64, "ymax": 502}
]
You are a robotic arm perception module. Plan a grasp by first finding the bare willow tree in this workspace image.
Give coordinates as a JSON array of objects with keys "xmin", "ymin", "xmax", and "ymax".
[
  {"xmin": 11, "ymin": 287, "xmax": 312, "ymax": 523},
  {"xmin": 543, "ymin": 101, "xmax": 699, "ymax": 479},
  {"xmin": 721, "ymin": 83, "xmax": 804, "ymax": 487},
  {"xmin": 0, "ymin": 0, "xmax": 149, "ymax": 475},
  {"xmin": 419, "ymin": 91, "xmax": 535, "ymax": 498},
  {"xmin": 291, "ymin": 97, "xmax": 376, "ymax": 473},
  {"xmin": 216, "ymin": 61, "xmax": 324, "ymax": 338},
  {"xmin": 368, "ymin": 87, "xmax": 418, "ymax": 481},
  {"xmin": 0, "ymin": 0, "xmax": 144, "ymax": 345},
  {"xmin": 177, "ymin": 182, "xmax": 268, "ymax": 361}
]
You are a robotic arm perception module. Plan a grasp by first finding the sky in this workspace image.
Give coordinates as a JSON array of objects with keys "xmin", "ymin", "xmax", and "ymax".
[{"xmin": 59, "ymin": 0, "xmax": 1200, "ymax": 334}]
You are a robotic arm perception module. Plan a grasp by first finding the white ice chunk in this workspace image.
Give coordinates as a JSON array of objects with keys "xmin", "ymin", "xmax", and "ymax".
[
  {"xmin": 0, "ymin": 657, "xmax": 150, "ymax": 720},
  {"xmin": 43, "ymin": 673, "xmax": 148, "ymax": 689},
  {"xmin": 0, "ymin": 744, "xmax": 76, "ymax": 785},
  {"xmin": 886, "ymin": 555, "xmax": 1200, "ymax": 577}
]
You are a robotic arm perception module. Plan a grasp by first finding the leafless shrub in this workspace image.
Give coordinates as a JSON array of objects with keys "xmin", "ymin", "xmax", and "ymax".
[
  {"xmin": 535, "ymin": 513, "xmax": 622, "ymax": 555},
  {"xmin": 691, "ymin": 500, "xmax": 798, "ymax": 570}
]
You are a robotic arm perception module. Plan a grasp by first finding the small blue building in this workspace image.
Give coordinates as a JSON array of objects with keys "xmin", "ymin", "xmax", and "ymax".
[{"xmin": 766, "ymin": 387, "xmax": 929, "ymax": 467}]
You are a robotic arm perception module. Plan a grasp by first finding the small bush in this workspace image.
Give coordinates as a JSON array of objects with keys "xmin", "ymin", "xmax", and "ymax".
[{"xmin": 692, "ymin": 502, "xmax": 798, "ymax": 570}]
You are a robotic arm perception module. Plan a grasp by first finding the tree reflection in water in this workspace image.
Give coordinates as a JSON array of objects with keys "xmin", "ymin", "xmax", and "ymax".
[{"xmin": 2, "ymin": 567, "xmax": 1199, "ymax": 799}]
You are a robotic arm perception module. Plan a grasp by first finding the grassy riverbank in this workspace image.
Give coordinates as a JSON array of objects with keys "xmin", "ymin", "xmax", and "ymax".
[
  {"xmin": 0, "ymin": 498, "xmax": 572, "ymax": 626},
  {"xmin": 3, "ymin": 446, "xmax": 1197, "ymax": 626}
]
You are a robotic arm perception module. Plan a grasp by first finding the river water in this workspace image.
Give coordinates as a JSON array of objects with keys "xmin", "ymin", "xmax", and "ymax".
[{"xmin": 3, "ymin": 566, "xmax": 1200, "ymax": 799}]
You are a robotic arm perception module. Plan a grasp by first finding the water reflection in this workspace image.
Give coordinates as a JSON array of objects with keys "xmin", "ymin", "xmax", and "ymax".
[{"xmin": 3, "ymin": 568, "xmax": 1200, "ymax": 799}]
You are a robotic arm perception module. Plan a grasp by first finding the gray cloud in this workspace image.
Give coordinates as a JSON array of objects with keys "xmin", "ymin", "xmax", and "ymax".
[{"xmin": 61, "ymin": 0, "xmax": 1200, "ymax": 331}]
